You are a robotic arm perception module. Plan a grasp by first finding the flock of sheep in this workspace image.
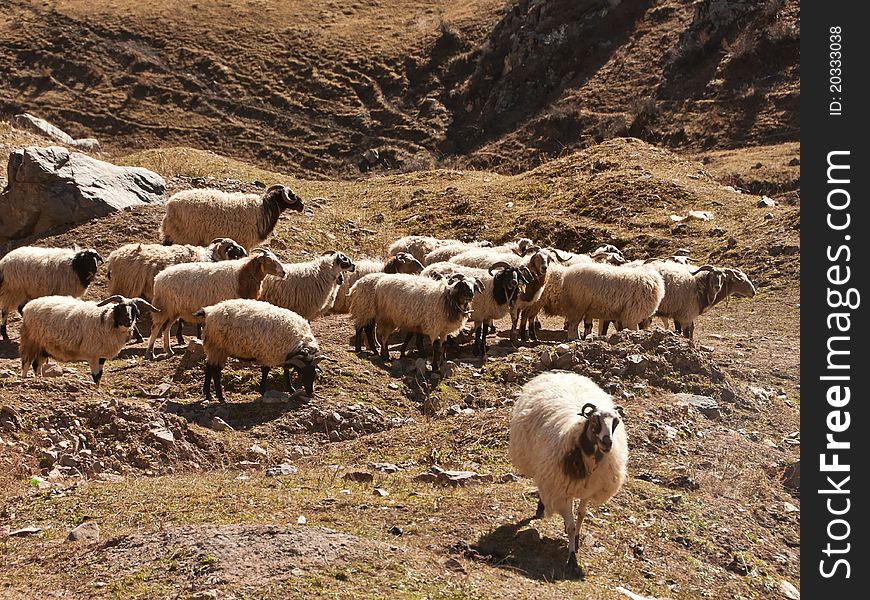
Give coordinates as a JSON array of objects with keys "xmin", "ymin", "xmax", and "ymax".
[{"xmin": 0, "ymin": 181, "xmax": 758, "ymax": 575}]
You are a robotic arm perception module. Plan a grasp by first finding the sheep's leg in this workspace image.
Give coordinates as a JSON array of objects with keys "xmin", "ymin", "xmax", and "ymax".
[
  {"xmin": 599, "ymin": 320, "xmax": 611, "ymax": 336},
  {"xmin": 534, "ymin": 499, "xmax": 545, "ymax": 519},
  {"xmin": 528, "ymin": 313, "xmax": 540, "ymax": 342},
  {"xmin": 203, "ymin": 363, "xmax": 213, "ymax": 402},
  {"xmin": 480, "ymin": 321, "xmax": 490, "ymax": 356},
  {"xmin": 509, "ymin": 308, "xmax": 520, "ymax": 344},
  {"xmin": 379, "ymin": 327, "xmax": 394, "ymax": 361},
  {"xmin": 146, "ymin": 318, "xmax": 166, "ymax": 358},
  {"xmin": 659, "ymin": 316, "xmax": 670, "ymax": 329},
  {"xmin": 162, "ymin": 320, "xmax": 173, "ymax": 356},
  {"xmin": 684, "ymin": 322, "xmax": 694, "ymax": 339},
  {"xmin": 364, "ymin": 323, "xmax": 378, "ymax": 353},
  {"xmin": 0, "ymin": 310, "xmax": 8, "ymax": 342},
  {"xmin": 472, "ymin": 324, "xmax": 482, "ymax": 356},
  {"xmin": 583, "ymin": 321, "xmax": 593, "ymax": 339},
  {"xmin": 431, "ymin": 339, "xmax": 442, "ymax": 371},
  {"xmin": 259, "ymin": 366, "xmax": 270, "ymax": 394},
  {"xmin": 174, "ymin": 320, "xmax": 185, "ymax": 346},
  {"xmin": 196, "ymin": 324, "xmax": 203, "ymax": 338},
  {"xmin": 354, "ymin": 327, "xmax": 363, "ymax": 352},
  {"xmin": 559, "ymin": 503, "xmax": 582, "ymax": 578},
  {"xmin": 416, "ymin": 333, "xmax": 425, "ymax": 356},
  {"xmin": 519, "ymin": 310, "xmax": 529, "ymax": 342},
  {"xmin": 89, "ymin": 358, "xmax": 106, "ymax": 387},
  {"xmin": 131, "ymin": 325, "xmax": 144, "ymax": 344},
  {"xmin": 212, "ymin": 364, "xmax": 225, "ymax": 403},
  {"xmin": 673, "ymin": 319, "xmax": 683, "ymax": 335},
  {"xmin": 399, "ymin": 332, "xmax": 413, "ymax": 358}
]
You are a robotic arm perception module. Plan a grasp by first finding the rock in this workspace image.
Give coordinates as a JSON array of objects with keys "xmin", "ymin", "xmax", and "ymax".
[
  {"xmin": 757, "ymin": 196, "xmax": 777, "ymax": 208},
  {"xmin": 1, "ymin": 146, "xmax": 165, "ymax": 242},
  {"xmin": 210, "ymin": 416, "xmax": 233, "ymax": 432},
  {"xmin": 343, "ymin": 471, "xmax": 374, "ymax": 484},
  {"xmin": 0, "ymin": 405, "xmax": 22, "ymax": 432},
  {"xmin": 148, "ymin": 383, "xmax": 172, "ymax": 398},
  {"xmin": 328, "ymin": 430, "xmax": 342, "ymax": 442},
  {"xmin": 9, "ymin": 526, "xmax": 41, "ymax": 537},
  {"xmin": 439, "ymin": 361, "xmax": 459, "ymax": 378},
  {"xmin": 39, "ymin": 450, "xmax": 58, "ymax": 468},
  {"xmin": 500, "ymin": 473, "xmax": 519, "ymax": 483},
  {"xmin": 553, "ymin": 352, "xmax": 576, "ymax": 370},
  {"xmin": 443, "ymin": 557, "xmax": 466, "ymax": 573},
  {"xmin": 249, "ymin": 445, "xmax": 268, "ymax": 459},
  {"xmin": 388, "ymin": 526, "xmax": 403, "ymax": 536},
  {"xmin": 414, "ymin": 472, "xmax": 438, "ymax": 484},
  {"xmin": 371, "ymin": 462, "xmax": 399, "ymax": 474},
  {"xmin": 297, "ymin": 515, "xmax": 307, "ymax": 525},
  {"xmin": 13, "ymin": 113, "xmax": 101, "ymax": 150},
  {"xmin": 768, "ymin": 243, "xmax": 800, "ymax": 257},
  {"xmin": 502, "ymin": 364, "xmax": 517, "ymax": 382},
  {"xmin": 373, "ymin": 488, "xmax": 389, "ymax": 497},
  {"xmin": 778, "ymin": 579, "xmax": 800, "ymax": 599},
  {"xmin": 415, "ymin": 358, "xmax": 428, "ymax": 376},
  {"xmin": 780, "ymin": 460, "xmax": 800, "ymax": 492},
  {"xmin": 288, "ymin": 446, "xmax": 311, "ymax": 460},
  {"xmin": 149, "ymin": 427, "xmax": 175, "ymax": 450},
  {"xmin": 265, "ymin": 464, "xmax": 298, "ymax": 477},
  {"xmin": 783, "ymin": 502, "xmax": 799, "ymax": 513},
  {"xmin": 615, "ymin": 587, "xmax": 663, "ymax": 600},
  {"xmin": 189, "ymin": 591, "xmax": 221, "ymax": 600},
  {"xmin": 446, "ymin": 404, "xmax": 462, "ymax": 416},
  {"xmin": 42, "ymin": 362, "xmax": 65, "ymax": 377},
  {"xmin": 387, "ymin": 383, "xmax": 399, "ymax": 391},
  {"xmin": 434, "ymin": 469, "xmax": 493, "ymax": 487},
  {"xmin": 675, "ymin": 393, "xmax": 721, "ymax": 420},
  {"xmin": 515, "ymin": 528, "xmax": 540, "ymax": 545},
  {"xmin": 66, "ymin": 521, "xmax": 100, "ymax": 543},
  {"xmin": 59, "ymin": 454, "xmax": 79, "ymax": 468}
]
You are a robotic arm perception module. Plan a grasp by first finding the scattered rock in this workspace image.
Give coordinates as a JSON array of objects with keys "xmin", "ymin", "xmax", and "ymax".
[
  {"xmin": 265, "ymin": 464, "xmax": 298, "ymax": 477},
  {"xmin": 373, "ymin": 488, "xmax": 389, "ymax": 497},
  {"xmin": 297, "ymin": 515, "xmax": 307, "ymax": 525},
  {"xmin": 778, "ymin": 579, "xmax": 800, "ymax": 599},
  {"xmin": 1, "ymin": 405, "xmax": 22, "ymax": 431},
  {"xmin": 66, "ymin": 521, "xmax": 100, "ymax": 543},
  {"xmin": 783, "ymin": 502, "xmax": 799, "ymax": 513},
  {"xmin": 757, "ymin": 196, "xmax": 777, "ymax": 208},
  {"xmin": 249, "ymin": 445, "xmax": 268, "ymax": 459},
  {"xmin": 515, "ymin": 528, "xmax": 540, "ymax": 545},
  {"xmin": 388, "ymin": 526, "xmax": 403, "ymax": 536},
  {"xmin": 615, "ymin": 587, "xmax": 663, "ymax": 600},
  {"xmin": 343, "ymin": 471, "xmax": 374, "ymax": 484},
  {"xmin": 147, "ymin": 383, "xmax": 172, "ymax": 398},
  {"xmin": 675, "ymin": 393, "xmax": 721, "ymax": 420},
  {"xmin": 42, "ymin": 362, "xmax": 65, "ymax": 377},
  {"xmin": 288, "ymin": 446, "xmax": 312, "ymax": 460},
  {"xmin": 414, "ymin": 472, "xmax": 438, "ymax": 484},
  {"xmin": 1, "ymin": 146, "xmax": 165, "ymax": 242},
  {"xmin": 780, "ymin": 460, "xmax": 800, "ymax": 493},
  {"xmin": 149, "ymin": 427, "xmax": 176, "ymax": 450},
  {"xmin": 440, "ymin": 361, "xmax": 459, "ymax": 378},
  {"xmin": 768, "ymin": 243, "xmax": 800, "ymax": 257},
  {"xmin": 443, "ymin": 557, "xmax": 466, "ymax": 573},
  {"xmin": 500, "ymin": 473, "xmax": 519, "ymax": 483},
  {"xmin": 13, "ymin": 113, "xmax": 100, "ymax": 150},
  {"xmin": 9, "ymin": 526, "xmax": 41, "ymax": 537},
  {"xmin": 210, "ymin": 416, "xmax": 233, "ymax": 432},
  {"xmin": 371, "ymin": 463, "xmax": 399, "ymax": 474}
]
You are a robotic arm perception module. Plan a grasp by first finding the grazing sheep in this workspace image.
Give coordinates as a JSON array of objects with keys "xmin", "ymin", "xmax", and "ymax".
[
  {"xmin": 561, "ymin": 262, "xmax": 665, "ymax": 339},
  {"xmin": 147, "ymin": 249, "xmax": 285, "ymax": 358},
  {"xmin": 510, "ymin": 371, "xmax": 628, "ymax": 577},
  {"xmin": 106, "ymin": 238, "xmax": 248, "ymax": 342},
  {"xmin": 0, "ymin": 245, "xmax": 103, "ymax": 341},
  {"xmin": 347, "ymin": 272, "xmax": 388, "ymax": 353},
  {"xmin": 20, "ymin": 295, "xmax": 158, "ymax": 386},
  {"xmin": 370, "ymin": 273, "xmax": 481, "ymax": 369},
  {"xmin": 421, "ymin": 261, "xmax": 529, "ymax": 356},
  {"xmin": 330, "ymin": 253, "xmax": 424, "ymax": 314},
  {"xmin": 159, "ymin": 184, "xmax": 305, "ymax": 251},
  {"xmin": 258, "ymin": 251, "xmax": 356, "ymax": 321},
  {"xmin": 194, "ymin": 299, "xmax": 324, "ymax": 402},
  {"xmin": 388, "ymin": 236, "xmax": 492, "ymax": 263}
]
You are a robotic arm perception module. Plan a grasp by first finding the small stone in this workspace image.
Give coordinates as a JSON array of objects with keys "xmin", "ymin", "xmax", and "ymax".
[
  {"xmin": 66, "ymin": 521, "xmax": 100, "ymax": 543},
  {"xmin": 59, "ymin": 454, "xmax": 79, "ymax": 468},
  {"xmin": 249, "ymin": 445, "xmax": 268, "ymax": 459},
  {"xmin": 371, "ymin": 462, "xmax": 399, "ymax": 473},
  {"xmin": 343, "ymin": 471, "xmax": 374, "ymax": 483},
  {"xmin": 783, "ymin": 502, "xmax": 799, "ymax": 513},
  {"xmin": 210, "ymin": 416, "xmax": 233, "ymax": 432},
  {"xmin": 42, "ymin": 363, "xmax": 64, "ymax": 377},
  {"xmin": 328, "ymin": 430, "xmax": 342, "ymax": 442},
  {"xmin": 443, "ymin": 557, "xmax": 466, "ymax": 573},
  {"xmin": 388, "ymin": 526, "xmax": 403, "ymax": 536},
  {"xmin": 265, "ymin": 464, "xmax": 298, "ymax": 477},
  {"xmin": 39, "ymin": 449, "xmax": 58, "ymax": 468},
  {"xmin": 9, "ymin": 526, "xmax": 41, "ymax": 537},
  {"xmin": 757, "ymin": 196, "xmax": 777, "ymax": 208},
  {"xmin": 500, "ymin": 473, "xmax": 519, "ymax": 483},
  {"xmin": 778, "ymin": 579, "xmax": 800, "ymax": 599},
  {"xmin": 150, "ymin": 427, "xmax": 175, "ymax": 449},
  {"xmin": 387, "ymin": 383, "xmax": 399, "ymax": 390},
  {"xmin": 373, "ymin": 488, "xmax": 389, "ymax": 497},
  {"xmin": 297, "ymin": 515, "xmax": 307, "ymax": 525},
  {"xmin": 439, "ymin": 361, "xmax": 459, "ymax": 378},
  {"xmin": 446, "ymin": 404, "xmax": 462, "ymax": 416},
  {"xmin": 414, "ymin": 472, "xmax": 438, "ymax": 484},
  {"xmin": 515, "ymin": 528, "xmax": 540, "ymax": 544},
  {"xmin": 288, "ymin": 446, "xmax": 311, "ymax": 460},
  {"xmin": 148, "ymin": 383, "xmax": 171, "ymax": 398},
  {"xmin": 675, "ymin": 393, "xmax": 720, "ymax": 420}
]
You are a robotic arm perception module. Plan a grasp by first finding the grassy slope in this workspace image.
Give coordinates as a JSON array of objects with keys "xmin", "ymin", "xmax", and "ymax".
[{"xmin": 0, "ymin": 135, "xmax": 799, "ymax": 598}]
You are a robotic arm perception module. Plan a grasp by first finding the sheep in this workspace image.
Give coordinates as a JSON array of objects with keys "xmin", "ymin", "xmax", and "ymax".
[
  {"xmin": 194, "ymin": 299, "xmax": 324, "ymax": 402},
  {"xmin": 146, "ymin": 249, "xmax": 285, "ymax": 358},
  {"xmin": 330, "ymin": 253, "xmax": 424, "ymax": 314},
  {"xmin": 106, "ymin": 238, "xmax": 248, "ymax": 342},
  {"xmin": 347, "ymin": 272, "xmax": 389, "ymax": 354},
  {"xmin": 388, "ymin": 236, "xmax": 492, "ymax": 263},
  {"xmin": 0, "ymin": 245, "xmax": 103, "ymax": 342},
  {"xmin": 421, "ymin": 261, "xmax": 529, "ymax": 356},
  {"xmin": 258, "ymin": 251, "xmax": 356, "ymax": 321},
  {"xmin": 647, "ymin": 262, "xmax": 756, "ymax": 338},
  {"xmin": 369, "ymin": 273, "xmax": 481, "ymax": 369},
  {"xmin": 20, "ymin": 295, "xmax": 158, "ymax": 386},
  {"xmin": 422, "ymin": 237, "xmax": 533, "ymax": 265},
  {"xmin": 560, "ymin": 262, "xmax": 665, "ymax": 339},
  {"xmin": 159, "ymin": 184, "xmax": 305, "ymax": 251},
  {"xmin": 510, "ymin": 371, "xmax": 627, "ymax": 577}
]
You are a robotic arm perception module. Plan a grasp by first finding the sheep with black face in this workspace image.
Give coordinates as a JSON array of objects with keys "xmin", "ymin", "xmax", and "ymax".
[{"xmin": 510, "ymin": 371, "xmax": 628, "ymax": 578}]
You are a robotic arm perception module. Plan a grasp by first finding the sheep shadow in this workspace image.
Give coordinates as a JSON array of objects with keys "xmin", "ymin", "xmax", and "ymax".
[
  {"xmin": 0, "ymin": 340, "xmax": 20, "ymax": 360},
  {"xmin": 472, "ymin": 518, "xmax": 582, "ymax": 582},
  {"xmin": 161, "ymin": 392, "xmax": 310, "ymax": 431}
]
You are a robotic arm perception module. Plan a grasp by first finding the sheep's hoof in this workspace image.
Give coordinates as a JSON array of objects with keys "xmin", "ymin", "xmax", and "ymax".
[
  {"xmin": 534, "ymin": 499, "xmax": 545, "ymax": 519},
  {"xmin": 566, "ymin": 553, "xmax": 584, "ymax": 580}
]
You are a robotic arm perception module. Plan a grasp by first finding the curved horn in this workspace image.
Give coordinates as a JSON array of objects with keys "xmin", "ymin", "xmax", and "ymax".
[
  {"xmin": 519, "ymin": 266, "xmax": 533, "ymax": 282},
  {"xmin": 133, "ymin": 298, "xmax": 160, "ymax": 313},
  {"xmin": 549, "ymin": 248, "xmax": 573, "ymax": 263},
  {"xmin": 250, "ymin": 247, "xmax": 268, "ymax": 256},
  {"xmin": 97, "ymin": 295, "xmax": 126, "ymax": 306},
  {"xmin": 580, "ymin": 402, "xmax": 597, "ymax": 417},
  {"xmin": 210, "ymin": 238, "xmax": 227, "ymax": 245},
  {"xmin": 488, "ymin": 261, "xmax": 512, "ymax": 275},
  {"xmin": 691, "ymin": 265, "xmax": 717, "ymax": 274},
  {"xmin": 521, "ymin": 244, "xmax": 542, "ymax": 256}
]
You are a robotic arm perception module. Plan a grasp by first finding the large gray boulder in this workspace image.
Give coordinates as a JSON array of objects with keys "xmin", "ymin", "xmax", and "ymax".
[
  {"xmin": 0, "ymin": 146, "xmax": 165, "ymax": 243},
  {"xmin": 13, "ymin": 113, "xmax": 101, "ymax": 151}
]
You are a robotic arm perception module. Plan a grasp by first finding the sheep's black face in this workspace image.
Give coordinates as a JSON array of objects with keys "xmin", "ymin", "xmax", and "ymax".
[
  {"xmin": 225, "ymin": 243, "xmax": 247, "ymax": 260},
  {"xmin": 281, "ymin": 187, "xmax": 305, "ymax": 212},
  {"xmin": 295, "ymin": 363, "xmax": 317, "ymax": 397},
  {"xmin": 112, "ymin": 302, "xmax": 140, "ymax": 329},
  {"xmin": 72, "ymin": 249, "xmax": 104, "ymax": 287},
  {"xmin": 581, "ymin": 403, "xmax": 624, "ymax": 454},
  {"xmin": 335, "ymin": 252, "xmax": 355, "ymax": 272}
]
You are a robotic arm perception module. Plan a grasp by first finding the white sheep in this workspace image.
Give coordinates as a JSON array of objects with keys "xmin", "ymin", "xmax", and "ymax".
[
  {"xmin": 146, "ymin": 249, "xmax": 285, "ymax": 358},
  {"xmin": 194, "ymin": 299, "xmax": 324, "ymax": 402},
  {"xmin": 347, "ymin": 272, "xmax": 388, "ymax": 353},
  {"xmin": 20, "ymin": 294, "xmax": 158, "ymax": 386},
  {"xmin": 388, "ymin": 235, "xmax": 492, "ymax": 263},
  {"xmin": 561, "ymin": 262, "xmax": 665, "ymax": 339},
  {"xmin": 159, "ymin": 184, "xmax": 305, "ymax": 251},
  {"xmin": 421, "ymin": 261, "xmax": 529, "ymax": 356},
  {"xmin": 106, "ymin": 238, "xmax": 248, "ymax": 342},
  {"xmin": 258, "ymin": 251, "xmax": 356, "ymax": 321},
  {"xmin": 370, "ymin": 273, "xmax": 481, "ymax": 369},
  {"xmin": 330, "ymin": 253, "xmax": 424, "ymax": 314},
  {"xmin": 510, "ymin": 371, "xmax": 628, "ymax": 577},
  {"xmin": 0, "ymin": 245, "xmax": 103, "ymax": 341}
]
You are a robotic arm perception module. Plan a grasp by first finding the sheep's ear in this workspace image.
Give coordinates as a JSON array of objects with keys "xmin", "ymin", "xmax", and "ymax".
[
  {"xmin": 321, "ymin": 250, "xmax": 337, "ymax": 256},
  {"xmin": 473, "ymin": 278, "xmax": 484, "ymax": 293},
  {"xmin": 615, "ymin": 405, "xmax": 625, "ymax": 418},
  {"xmin": 72, "ymin": 243, "xmax": 82, "ymax": 252}
]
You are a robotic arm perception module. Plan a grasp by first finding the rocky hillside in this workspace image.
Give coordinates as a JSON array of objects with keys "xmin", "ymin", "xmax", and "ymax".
[{"xmin": 0, "ymin": 0, "xmax": 798, "ymax": 177}]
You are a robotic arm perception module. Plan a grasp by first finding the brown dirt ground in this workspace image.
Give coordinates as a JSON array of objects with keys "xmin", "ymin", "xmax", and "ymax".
[{"xmin": 0, "ymin": 127, "xmax": 799, "ymax": 598}]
